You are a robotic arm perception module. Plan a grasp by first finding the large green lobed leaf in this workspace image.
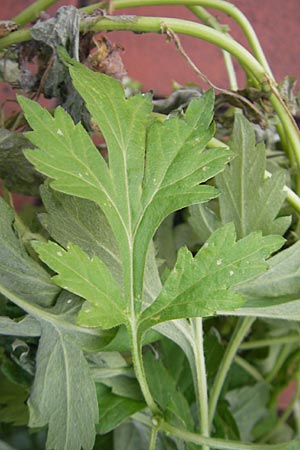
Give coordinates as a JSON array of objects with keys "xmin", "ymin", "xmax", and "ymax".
[
  {"xmin": 139, "ymin": 223, "xmax": 284, "ymax": 333},
  {"xmin": 20, "ymin": 61, "xmax": 232, "ymax": 305}
]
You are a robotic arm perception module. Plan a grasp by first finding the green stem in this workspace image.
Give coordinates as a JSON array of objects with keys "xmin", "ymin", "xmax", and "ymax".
[
  {"xmin": 260, "ymin": 374, "xmax": 300, "ymax": 443},
  {"xmin": 82, "ymin": 1, "xmax": 300, "ymax": 168},
  {"xmin": 2, "ymin": 11, "xmax": 300, "ymax": 167},
  {"xmin": 149, "ymin": 423, "xmax": 159, "ymax": 450},
  {"xmin": 192, "ymin": 318, "xmax": 210, "ymax": 450},
  {"xmin": 12, "ymin": 0, "xmax": 61, "ymax": 27},
  {"xmin": 129, "ymin": 325, "xmax": 160, "ymax": 415},
  {"xmin": 208, "ymin": 317, "xmax": 255, "ymax": 427},
  {"xmin": 85, "ymin": 16, "xmax": 300, "ymax": 170},
  {"xmin": 269, "ymin": 91, "xmax": 300, "ymax": 168},
  {"xmin": 240, "ymin": 334, "xmax": 300, "ymax": 350},
  {"xmin": 0, "ymin": 15, "xmax": 266, "ymax": 82},
  {"xmin": 159, "ymin": 419, "xmax": 298, "ymax": 450},
  {"xmin": 83, "ymin": 0, "xmax": 273, "ymax": 77},
  {"xmin": 89, "ymin": 17, "xmax": 265, "ymax": 83},
  {"xmin": 234, "ymin": 355, "xmax": 264, "ymax": 382},
  {"xmin": 266, "ymin": 344, "xmax": 291, "ymax": 384}
]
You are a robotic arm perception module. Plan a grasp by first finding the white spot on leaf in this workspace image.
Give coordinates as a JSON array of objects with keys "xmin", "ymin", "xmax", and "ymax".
[
  {"xmin": 57, "ymin": 251, "xmax": 62, "ymax": 256},
  {"xmin": 203, "ymin": 242, "xmax": 209, "ymax": 248},
  {"xmin": 229, "ymin": 270, "xmax": 234, "ymax": 276},
  {"xmin": 217, "ymin": 259, "xmax": 223, "ymax": 266},
  {"xmin": 67, "ymin": 299, "xmax": 72, "ymax": 304},
  {"xmin": 57, "ymin": 129, "xmax": 64, "ymax": 136}
]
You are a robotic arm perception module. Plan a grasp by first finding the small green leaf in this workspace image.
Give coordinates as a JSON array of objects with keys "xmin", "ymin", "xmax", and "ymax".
[
  {"xmin": 144, "ymin": 350, "xmax": 194, "ymax": 430},
  {"xmin": 139, "ymin": 223, "xmax": 283, "ymax": 333},
  {"xmin": 0, "ymin": 128, "xmax": 43, "ymax": 195},
  {"xmin": 225, "ymin": 382, "xmax": 270, "ymax": 441},
  {"xmin": 0, "ymin": 371, "xmax": 29, "ymax": 426},
  {"xmin": 28, "ymin": 321, "xmax": 98, "ymax": 450},
  {"xmin": 0, "ymin": 316, "xmax": 41, "ymax": 337},
  {"xmin": 33, "ymin": 241, "xmax": 127, "ymax": 329},
  {"xmin": 217, "ymin": 114, "xmax": 290, "ymax": 238},
  {"xmin": 0, "ymin": 197, "xmax": 59, "ymax": 307},
  {"xmin": 188, "ymin": 203, "xmax": 221, "ymax": 243},
  {"xmin": 97, "ymin": 390, "xmax": 145, "ymax": 434},
  {"xmin": 225, "ymin": 240, "xmax": 300, "ymax": 320},
  {"xmin": 114, "ymin": 421, "xmax": 162, "ymax": 450}
]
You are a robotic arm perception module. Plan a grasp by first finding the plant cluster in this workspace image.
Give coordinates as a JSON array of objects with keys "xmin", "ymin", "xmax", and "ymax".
[{"xmin": 1, "ymin": 1, "xmax": 300, "ymax": 450}]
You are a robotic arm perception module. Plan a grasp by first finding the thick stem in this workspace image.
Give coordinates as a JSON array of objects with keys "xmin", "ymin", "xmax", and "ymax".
[
  {"xmin": 83, "ymin": 16, "xmax": 266, "ymax": 84},
  {"xmin": 208, "ymin": 317, "xmax": 255, "ymax": 427},
  {"xmin": 12, "ymin": 0, "xmax": 61, "ymax": 27},
  {"xmin": 192, "ymin": 318, "xmax": 210, "ymax": 450},
  {"xmin": 85, "ymin": 16, "xmax": 300, "ymax": 170},
  {"xmin": 83, "ymin": 0, "xmax": 273, "ymax": 78},
  {"xmin": 269, "ymin": 91, "xmax": 300, "ymax": 168},
  {"xmin": 2, "ymin": 11, "xmax": 300, "ymax": 170}
]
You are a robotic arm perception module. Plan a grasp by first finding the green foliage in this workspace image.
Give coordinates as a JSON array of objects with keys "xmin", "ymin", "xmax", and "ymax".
[
  {"xmin": 0, "ymin": 197, "xmax": 60, "ymax": 307},
  {"xmin": 28, "ymin": 321, "xmax": 98, "ymax": 450},
  {"xmin": 33, "ymin": 241, "xmax": 127, "ymax": 329},
  {"xmin": 225, "ymin": 382, "xmax": 271, "ymax": 441},
  {"xmin": 0, "ymin": 371, "xmax": 29, "ymax": 426},
  {"xmin": 217, "ymin": 114, "xmax": 291, "ymax": 238},
  {"xmin": 139, "ymin": 224, "xmax": 283, "ymax": 333},
  {"xmin": 0, "ymin": 128, "xmax": 44, "ymax": 195},
  {"xmin": 0, "ymin": 22, "xmax": 300, "ymax": 450}
]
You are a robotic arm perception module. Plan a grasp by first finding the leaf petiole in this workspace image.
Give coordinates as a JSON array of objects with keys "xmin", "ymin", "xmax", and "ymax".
[{"xmin": 191, "ymin": 317, "xmax": 210, "ymax": 450}]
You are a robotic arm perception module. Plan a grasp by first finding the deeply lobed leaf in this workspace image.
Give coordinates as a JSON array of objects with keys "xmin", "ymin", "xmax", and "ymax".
[
  {"xmin": 139, "ymin": 223, "xmax": 284, "ymax": 333},
  {"xmin": 20, "ymin": 61, "xmax": 232, "ymax": 306},
  {"xmin": 217, "ymin": 114, "xmax": 290, "ymax": 238},
  {"xmin": 33, "ymin": 241, "xmax": 127, "ymax": 329}
]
